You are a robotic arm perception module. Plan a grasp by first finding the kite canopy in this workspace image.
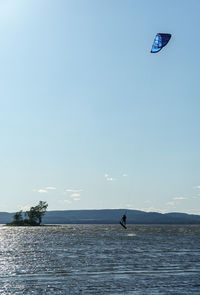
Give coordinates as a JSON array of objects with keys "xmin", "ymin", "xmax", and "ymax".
[{"xmin": 151, "ymin": 33, "xmax": 171, "ymax": 53}]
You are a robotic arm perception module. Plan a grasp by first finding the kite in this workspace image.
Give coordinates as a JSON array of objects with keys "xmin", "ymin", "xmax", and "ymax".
[{"xmin": 151, "ymin": 33, "xmax": 171, "ymax": 53}]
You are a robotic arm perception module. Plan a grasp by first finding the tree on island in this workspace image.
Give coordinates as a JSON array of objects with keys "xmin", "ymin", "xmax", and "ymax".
[
  {"xmin": 25, "ymin": 201, "xmax": 48, "ymax": 225},
  {"xmin": 8, "ymin": 201, "xmax": 48, "ymax": 226},
  {"xmin": 13, "ymin": 210, "xmax": 23, "ymax": 225}
]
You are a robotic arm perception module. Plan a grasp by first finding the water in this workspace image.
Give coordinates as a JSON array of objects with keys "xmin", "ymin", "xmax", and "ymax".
[{"xmin": 0, "ymin": 225, "xmax": 199, "ymax": 294}]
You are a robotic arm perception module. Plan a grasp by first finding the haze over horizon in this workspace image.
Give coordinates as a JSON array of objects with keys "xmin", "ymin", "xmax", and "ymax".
[{"xmin": 1, "ymin": 0, "xmax": 200, "ymax": 214}]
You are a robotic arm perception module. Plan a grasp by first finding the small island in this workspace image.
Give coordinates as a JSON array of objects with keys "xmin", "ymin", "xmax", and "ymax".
[{"xmin": 7, "ymin": 201, "xmax": 48, "ymax": 226}]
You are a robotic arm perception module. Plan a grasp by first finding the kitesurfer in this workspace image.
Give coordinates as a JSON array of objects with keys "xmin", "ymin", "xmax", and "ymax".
[{"xmin": 122, "ymin": 214, "xmax": 126, "ymax": 226}]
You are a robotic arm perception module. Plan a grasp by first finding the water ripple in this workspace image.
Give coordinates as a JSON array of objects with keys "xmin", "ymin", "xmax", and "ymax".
[{"xmin": 0, "ymin": 225, "xmax": 199, "ymax": 294}]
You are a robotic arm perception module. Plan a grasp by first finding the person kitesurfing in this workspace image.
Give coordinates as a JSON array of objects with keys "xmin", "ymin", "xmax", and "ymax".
[{"xmin": 120, "ymin": 212, "xmax": 127, "ymax": 229}]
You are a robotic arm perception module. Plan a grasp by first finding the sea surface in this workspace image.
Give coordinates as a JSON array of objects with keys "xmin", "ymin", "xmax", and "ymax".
[{"xmin": 0, "ymin": 224, "xmax": 199, "ymax": 294}]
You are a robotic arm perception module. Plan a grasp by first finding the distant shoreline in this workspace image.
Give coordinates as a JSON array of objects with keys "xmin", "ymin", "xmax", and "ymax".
[{"xmin": 1, "ymin": 209, "xmax": 200, "ymax": 225}]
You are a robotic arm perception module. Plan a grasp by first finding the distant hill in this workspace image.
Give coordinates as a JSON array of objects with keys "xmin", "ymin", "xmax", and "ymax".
[
  {"xmin": 1, "ymin": 209, "xmax": 200, "ymax": 225},
  {"xmin": 0, "ymin": 212, "xmax": 14, "ymax": 224}
]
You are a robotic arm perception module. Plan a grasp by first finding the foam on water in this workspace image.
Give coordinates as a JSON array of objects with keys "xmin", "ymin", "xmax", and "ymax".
[{"xmin": 127, "ymin": 233, "xmax": 137, "ymax": 236}]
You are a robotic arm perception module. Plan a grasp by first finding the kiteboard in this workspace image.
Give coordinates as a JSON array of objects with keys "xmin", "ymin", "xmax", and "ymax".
[{"xmin": 120, "ymin": 221, "xmax": 127, "ymax": 229}]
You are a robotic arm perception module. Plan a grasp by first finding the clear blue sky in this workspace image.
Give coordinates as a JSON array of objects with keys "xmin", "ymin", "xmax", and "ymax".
[{"xmin": 1, "ymin": 0, "xmax": 200, "ymax": 213}]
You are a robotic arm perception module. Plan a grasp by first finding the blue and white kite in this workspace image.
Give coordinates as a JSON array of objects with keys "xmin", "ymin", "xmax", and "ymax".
[{"xmin": 151, "ymin": 33, "xmax": 171, "ymax": 53}]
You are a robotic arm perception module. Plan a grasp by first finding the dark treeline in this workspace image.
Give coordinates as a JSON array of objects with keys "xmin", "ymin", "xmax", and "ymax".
[{"xmin": 7, "ymin": 201, "xmax": 48, "ymax": 226}]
